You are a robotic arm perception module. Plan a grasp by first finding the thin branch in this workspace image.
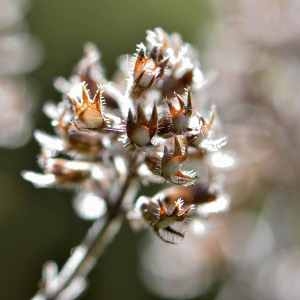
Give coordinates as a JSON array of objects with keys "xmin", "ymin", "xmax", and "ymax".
[{"xmin": 32, "ymin": 174, "xmax": 137, "ymax": 300}]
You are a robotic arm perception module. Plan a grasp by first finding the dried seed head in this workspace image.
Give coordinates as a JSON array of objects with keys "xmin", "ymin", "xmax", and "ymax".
[
  {"xmin": 126, "ymin": 104, "xmax": 158, "ymax": 147},
  {"xmin": 157, "ymin": 90, "xmax": 193, "ymax": 137},
  {"xmin": 146, "ymin": 27, "xmax": 203, "ymax": 97},
  {"xmin": 134, "ymin": 183, "xmax": 218, "ymax": 243},
  {"xmin": 137, "ymin": 194, "xmax": 194, "ymax": 244},
  {"xmin": 130, "ymin": 43, "xmax": 169, "ymax": 98},
  {"xmin": 161, "ymin": 69, "xmax": 194, "ymax": 98},
  {"xmin": 23, "ymin": 157, "xmax": 93, "ymax": 189},
  {"xmin": 39, "ymin": 157, "xmax": 92, "ymax": 185},
  {"xmin": 146, "ymin": 136, "xmax": 197, "ymax": 185},
  {"xmin": 186, "ymin": 106, "xmax": 227, "ymax": 157},
  {"xmin": 161, "ymin": 137, "xmax": 191, "ymax": 184},
  {"xmin": 42, "ymin": 102, "xmax": 107, "ymax": 158},
  {"xmin": 66, "ymin": 124, "xmax": 106, "ymax": 156},
  {"xmin": 168, "ymin": 91, "xmax": 193, "ymax": 133},
  {"xmin": 68, "ymin": 83, "xmax": 108, "ymax": 129}
]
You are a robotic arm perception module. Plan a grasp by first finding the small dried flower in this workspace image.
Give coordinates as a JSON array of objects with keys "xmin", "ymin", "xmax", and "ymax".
[
  {"xmin": 136, "ymin": 183, "xmax": 217, "ymax": 243},
  {"xmin": 36, "ymin": 113, "xmax": 107, "ymax": 158},
  {"xmin": 146, "ymin": 136, "xmax": 197, "ymax": 185},
  {"xmin": 129, "ymin": 43, "xmax": 169, "ymax": 99},
  {"xmin": 186, "ymin": 107, "xmax": 227, "ymax": 159},
  {"xmin": 145, "ymin": 27, "xmax": 204, "ymax": 97},
  {"xmin": 66, "ymin": 125, "xmax": 107, "ymax": 156},
  {"xmin": 23, "ymin": 157, "xmax": 92, "ymax": 188},
  {"xmin": 68, "ymin": 83, "xmax": 109, "ymax": 130},
  {"xmin": 138, "ymin": 196, "xmax": 193, "ymax": 243},
  {"xmin": 125, "ymin": 104, "xmax": 158, "ymax": 148},
  {"xmin": 159, "ymin": 90, "xmax": 193, "ymax": 136}
]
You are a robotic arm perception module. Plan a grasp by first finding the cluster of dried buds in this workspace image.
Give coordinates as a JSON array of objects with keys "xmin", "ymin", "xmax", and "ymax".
[{"xmin": 23, "ymin": 28, "xmax": 229, "ymax": 244}]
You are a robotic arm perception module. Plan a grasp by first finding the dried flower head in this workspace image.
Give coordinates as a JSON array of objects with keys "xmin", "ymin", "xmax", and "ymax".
[
  {"xmin": 125, "ymin": 104, "xmax": 158, "ymax": 148},
  {"xmin": 23, "ymin": 27, "xmax": 232, "ymax": 300},
  {"xmin": 24, "ymin": 27, "xmax": 229, "ymax": 240},
  {"xmin": 145, "ymin": 136, "xmax": 197, "ymax": 185},
  {"xmin": 136, "ymin": 183, "xmax": 217, "ymax": 243},
  {"xmin": 129, "ymin": 43, "xmax": 169, "ymax": 99},
  {"xmin": 159, "ymin": 90, "xmax": 193, "ymax": 136},
  {"xmin": 68, "ymin": 83, "xmax": 109, "ymax": 130}
]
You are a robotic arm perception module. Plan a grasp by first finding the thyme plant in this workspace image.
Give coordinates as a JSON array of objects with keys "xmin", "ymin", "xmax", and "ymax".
[{"xmin": 23, "ymin": 28, "xmax": 229, "ymax": 300}]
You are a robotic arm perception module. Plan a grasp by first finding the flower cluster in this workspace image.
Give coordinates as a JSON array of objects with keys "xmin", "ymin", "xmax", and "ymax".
[{"xmin": 23, "ymin": 28, "xmax": 229, "ymax": 243}]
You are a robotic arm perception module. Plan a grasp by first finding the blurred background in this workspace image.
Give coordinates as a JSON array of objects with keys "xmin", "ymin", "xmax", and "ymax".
[{"xmin": 1, "ymin": 0, "xmax": 300, "ymax": 299}]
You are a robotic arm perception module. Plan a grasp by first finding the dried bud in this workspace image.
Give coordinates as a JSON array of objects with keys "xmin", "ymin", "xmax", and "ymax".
[
  {"xmin": 22, "ymin": 157, "xmax": 93, "ymax": 188},
  {"xmin": 42, "ymin": 104, "xmax": 107, "ymax": 157},
  {"xmin": 66, "ymin": 124, "xmax": 107, "ymax": 157},
  {"xmin": 40, "ymin": 157, "xmax": 92, "ymax": 185}
]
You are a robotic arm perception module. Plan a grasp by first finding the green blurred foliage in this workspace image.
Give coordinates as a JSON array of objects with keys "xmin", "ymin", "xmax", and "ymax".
[{"xmin": 0, "ymin": 1, "xmax": 212, "ymax": 299}]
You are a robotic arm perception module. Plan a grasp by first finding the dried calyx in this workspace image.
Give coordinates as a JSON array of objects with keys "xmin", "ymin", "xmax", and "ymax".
[
  {"xmin": 136, "ymin": 183, "xmax": 218, "ymax": 244},
  {"xmin": 23, "ymin": 27, "xmax": 231, "ymax": 244}
]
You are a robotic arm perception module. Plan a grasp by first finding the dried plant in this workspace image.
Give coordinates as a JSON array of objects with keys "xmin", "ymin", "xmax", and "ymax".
[{"xmin": 23, "ymin": 28, "xmax": 231, "ymax": 300}]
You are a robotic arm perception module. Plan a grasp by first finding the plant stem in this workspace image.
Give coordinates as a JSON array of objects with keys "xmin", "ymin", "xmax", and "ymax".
[{"xmin": 32, "ymin": 174, "xmax": 136, "ymax": 300}]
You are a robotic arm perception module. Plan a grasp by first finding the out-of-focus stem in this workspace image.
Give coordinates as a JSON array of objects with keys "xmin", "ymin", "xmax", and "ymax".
[{"xmin": 32, "ymin": 174, "xmax": 137, "ymax": 300}]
